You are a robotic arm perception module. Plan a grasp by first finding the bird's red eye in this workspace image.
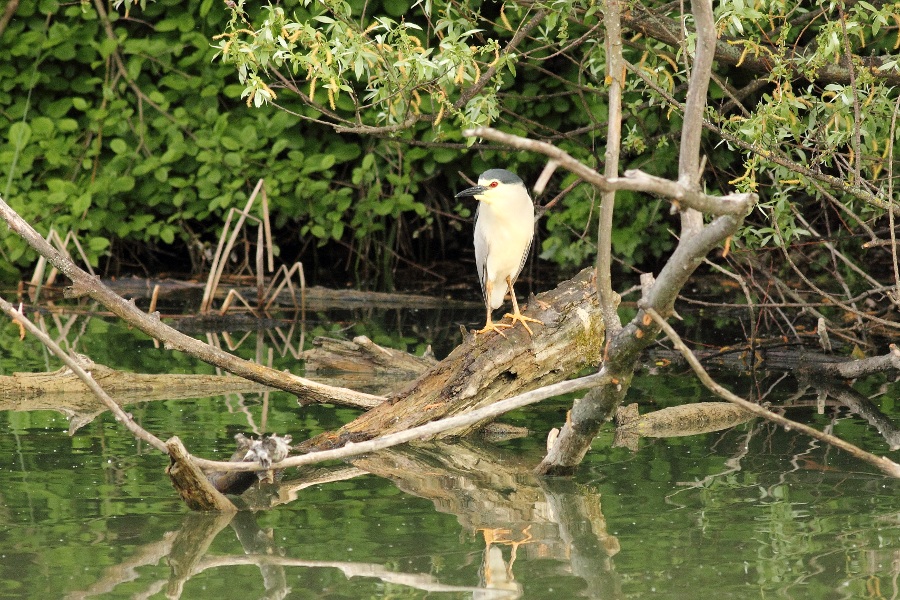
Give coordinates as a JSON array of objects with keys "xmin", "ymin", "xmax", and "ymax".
[{"xmin": 489, "ymin": 181, "xmax": 498, "ymax": 188}]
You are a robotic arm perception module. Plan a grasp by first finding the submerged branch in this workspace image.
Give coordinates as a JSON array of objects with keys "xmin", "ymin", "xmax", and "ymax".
[
  {"xmin": 644, "ymin": 307, "xmax": 900, "ymax": 478},
  {"xmin": 819, "ymin": 345, "xmax": 900, "ymax": 379},
  {"xmin": 0, "ymin": 295, "xmax": 170, "ymax": 454}
]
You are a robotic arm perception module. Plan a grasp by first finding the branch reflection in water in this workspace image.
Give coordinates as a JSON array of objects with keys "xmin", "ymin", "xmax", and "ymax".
[{"xmin": 66, "ymin": 441, "xmax": 621, "ymax": 600}]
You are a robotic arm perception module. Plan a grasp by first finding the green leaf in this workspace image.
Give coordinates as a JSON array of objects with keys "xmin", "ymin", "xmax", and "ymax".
[
  {"xmin": 160, "ymin": 226, "xmax": 175, "ymax": 244},
  {"xmin": 110, "ymin": 139, "xmax": 128, "ymax": 154},
  {"xmin": 38, "ymin": 0, "xmax": 59, "ymax": 13},
  {"xmin": 72, "ymin": 193, "xmax": 92, "ymax": 214},
  {"xmin": 30, "ymin": 117, "xmax": 54, "ymax": 137},
  {"xmin": 155, "ymin": 18, "xmax": 181, "ymax": 32},
  {"xmin": 89, "ymin": 237, "xmax": 110, "ymax": 252},
  {"xmin": 8, "ymin": 122, "xmax": 31, "ymax": 147}
]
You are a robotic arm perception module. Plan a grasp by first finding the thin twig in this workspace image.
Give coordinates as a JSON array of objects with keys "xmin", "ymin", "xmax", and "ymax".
[
  {"xmin": 886, "ymin": 94, "xmax": 900, "ymax": 306},
  {"xmin": 837, "ymin": 6, "xmax": 862, "ymax": 183},
  {"xmin": 643, "ymin": 307, "xmax": 900, "ymax": 478},
  {"xmin": 773, "ymin": 219, "xmax": 900, "ymax": 332},
  {"xmin": 92, "ymin": 0, "xmax": 196, "ymax": 141}
]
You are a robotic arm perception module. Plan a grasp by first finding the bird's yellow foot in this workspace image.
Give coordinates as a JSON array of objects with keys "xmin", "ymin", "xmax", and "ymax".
[
  {"xmin": 502, "ymin": 310, "xmax": 543, "ymax": 336},
  {"xmin": 475, "ymin": 319, "xmax": 512, "ymax": 338}
]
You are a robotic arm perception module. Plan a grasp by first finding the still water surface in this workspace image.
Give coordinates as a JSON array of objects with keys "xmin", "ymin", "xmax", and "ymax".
[{"xmin": 0, "ymin": 306, "xmax": 898, "ymax": 599}]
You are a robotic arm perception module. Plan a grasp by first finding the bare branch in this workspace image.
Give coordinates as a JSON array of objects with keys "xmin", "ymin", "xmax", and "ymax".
[
  {"xmin": 597, "ymin": 0, "xmax": 625, "ymax": 333},
  {"xmin": 609, "ymin": 170, "xmax": 752, "ymax": 215},
  {"xmin": 677, "ymin": 0, "xmax": 715, "ymax": 234},
  {"xmin": 189, "ymin": 372, "xmax": 612, "ymax": 473},
  {"xmin": 0, "ymin": 295, "xmax": 169, "ymax": 454},
  {"xmin": 0, "ymin": 194, "xmax": 383, "ymax": 409},
  {"xmin": 461, "ymin": 128, "xmax": 755, "ymax": 216}
]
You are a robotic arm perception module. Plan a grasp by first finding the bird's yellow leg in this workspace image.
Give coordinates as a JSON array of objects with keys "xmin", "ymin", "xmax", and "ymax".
[
  {"xmin": 502, "ymin": 276, "xmax": 543, "ymax": 336},
  {"xmin": 475, "ymin": 279, "xmax": 511, "ymax": 337},
  {"xmin": 475, "ymin": 314, "xmax": 512, "ymax": 337}
]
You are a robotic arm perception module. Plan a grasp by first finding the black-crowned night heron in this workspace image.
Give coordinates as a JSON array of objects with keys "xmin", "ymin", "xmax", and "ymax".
[{"xmin": 455, "ymin": 169, "xmax": 543, "ymax": 337}]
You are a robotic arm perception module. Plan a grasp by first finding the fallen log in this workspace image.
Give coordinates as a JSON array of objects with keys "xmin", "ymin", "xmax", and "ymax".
[
  {"xmin": 0, "ymin": 358, "xmax": 274, "ymax": 432},
  {"xmin": 612, "ymin": 402, "xmax": 756, "ymax": 451},
  {"xmin": 0, "ymin": 358, "xmax": 273, "ymax": 404},
  {"xmin": 302, "ymin": 335, "xmax": 437, "ymax": 376},
  {"xmin": 91, "ymin": 275, "xmax": 476, "ymax": 310},
  {"xmin": 298, "ymin": 268, "xmax": 605, "ymax": 451}
]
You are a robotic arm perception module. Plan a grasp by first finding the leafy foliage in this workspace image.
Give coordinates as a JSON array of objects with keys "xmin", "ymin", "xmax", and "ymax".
[
  {"xmin": 0, "ymin": 0, "xmax": 435, "ymax": 284},
  {"xmin": 2, "ymin": 0, "xmax": 900, "ymax": 313}
]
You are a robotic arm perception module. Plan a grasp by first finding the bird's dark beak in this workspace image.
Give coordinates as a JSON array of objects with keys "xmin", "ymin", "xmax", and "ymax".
[{"xmin": 455, "ymin": 185, "xmax": 487, "ymax": 199}]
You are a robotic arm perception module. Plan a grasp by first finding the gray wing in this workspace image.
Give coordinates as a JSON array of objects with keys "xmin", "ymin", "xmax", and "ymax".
[
  {"xmin": 473, "ymin": 204, "xmax": 489, "ymax": 303},
  {"xmin": 509, "ymin": 228, "xmax": 534, "ymax": 288}
]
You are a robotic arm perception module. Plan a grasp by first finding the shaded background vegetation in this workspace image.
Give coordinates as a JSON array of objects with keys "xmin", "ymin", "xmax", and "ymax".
[{"xmin": 0, "ymin": 0, "xmax": 679, "ymax": 287}]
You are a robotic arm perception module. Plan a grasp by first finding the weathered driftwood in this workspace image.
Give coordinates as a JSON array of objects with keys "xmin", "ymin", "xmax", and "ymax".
[
  {"xmin": 0, "ymin": 360, "xmax": 274, "ymax": 433},
  {"xmin": 298, "ymin": 268, "xmax": 604, "ymax": 451},
  {"xmin": 302, "ymin": 335, "xmax": 437, "ymax": 375},
  {"xmin": 0, "ymin": 360, "xmax": 272, "ymax": 405},
  {"xmin": 612, "ymin": 402, "xmax": 756, "ymax": 451},
  {"xmin": 166, "ymin": 436, "xmax": 237, "ymax": 512},
  {"xmin": 299, "ymin": 335, "xmax": 436, "ymax": 397}
]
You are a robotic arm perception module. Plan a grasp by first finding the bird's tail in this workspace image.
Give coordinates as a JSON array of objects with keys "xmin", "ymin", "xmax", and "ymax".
[{"xmin": 489, "ymin": 283, "xmax": 507, "ymax": 309}]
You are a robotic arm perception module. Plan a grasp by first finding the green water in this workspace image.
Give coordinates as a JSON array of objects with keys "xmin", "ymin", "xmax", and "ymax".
[{"xmin": 1, "ymin": 308, "xmax": 898, "ymax": 599}]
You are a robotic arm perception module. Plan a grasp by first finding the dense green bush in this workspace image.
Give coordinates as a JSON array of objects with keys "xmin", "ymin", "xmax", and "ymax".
[
  {"xmin": 0, "ymin": 0, "xmax": 683, "ymax": 287},
  {"xmin": 0, "ymin": 0, "xmax": 441, "ymax": 284}
]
